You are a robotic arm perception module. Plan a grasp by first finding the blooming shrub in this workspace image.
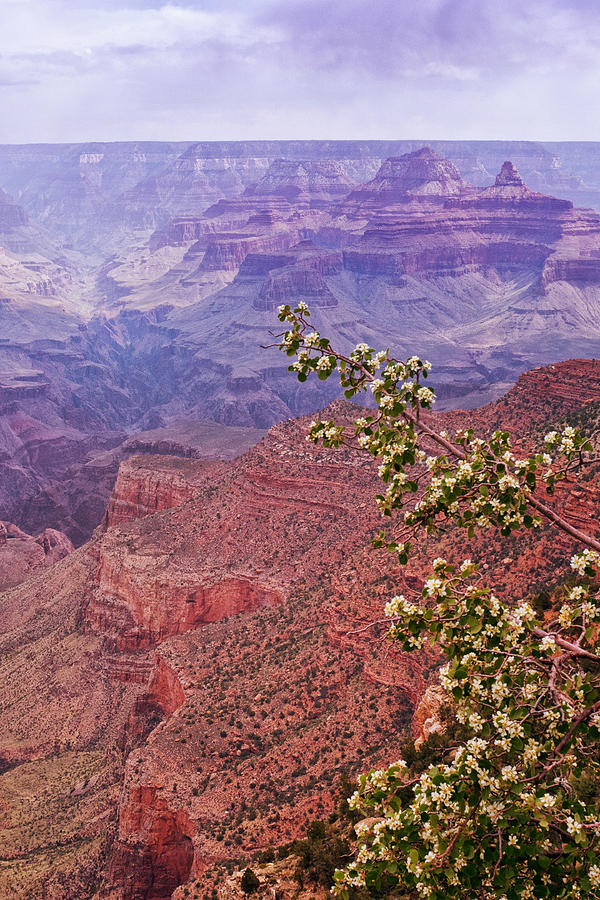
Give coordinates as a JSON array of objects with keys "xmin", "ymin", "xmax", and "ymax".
[{"xmin": 277, "ymin": 303, "xmax": 600, "ymax": 899}]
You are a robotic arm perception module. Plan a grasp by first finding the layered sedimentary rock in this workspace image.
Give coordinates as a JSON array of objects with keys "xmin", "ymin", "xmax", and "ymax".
[
  {"xmin": 342, "ymin": 154, "xmax": 574, "ymax": 278},
  {"xmin": 198, "ymin": 229, "xmax": 295, "ymax": 273},
  {"xmin": 0, "ymin": 520, "xmax": 73, "ymax": 590},
  {"xmin": 0, "ymin": 188, "xmax": 28, "ymax": 229},
  {"xmin": 3, "ymin": 360, "xmax": 600, "ymax": 898},
  {"xmin": 103, "ymin": 456, "xmax": 227, "ymax": 528},
  {"xmin": 346, "ymin": 146, "xmax": 466, "ymax": 203},
  {"xmin": 244, "ymin": 158, "xmax": 355, "ymax": 206},
  {"xmin": 5, "ymin": 142, "xmax": 600, "ymax": 551}
]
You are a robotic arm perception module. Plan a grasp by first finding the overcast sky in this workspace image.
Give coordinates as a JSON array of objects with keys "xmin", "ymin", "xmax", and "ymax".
[{"xmin": 0, "ymin": 0, "xmax": 599, "ymax": 143}]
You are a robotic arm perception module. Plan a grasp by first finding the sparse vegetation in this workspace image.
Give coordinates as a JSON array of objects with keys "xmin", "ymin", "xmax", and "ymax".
[{"xmin": 241, "ymin": 867, "xmax": 260, "ymax": 894}]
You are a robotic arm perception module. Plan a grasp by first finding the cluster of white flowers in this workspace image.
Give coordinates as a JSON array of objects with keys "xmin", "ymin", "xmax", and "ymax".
[
  {"xmin": 280, "ymin": 305, "xmax": 600, "ymax": 900},
  {"xmin": 403, "ymin": 355, "xmax": 432, "ymax": 374},
  {"xmin": 566, "ymin": 816, "xmax": 584, "ymax": 837},
  {"xmin": 384, "ymin": 594, "xmax": 419, "ymax": 618},
  {"xmin": 523, "ymin": 739, "xmax": 541, "ymax": 764},
  {"xmin": 416, "ymin": 386, "xmax": 435, "ymax": 405},
  {"xmin": 305, "ymin": 419, "xmax": 345, "ymax": 446},
  {"xmin": 571, "ymin": 548, "xmax": 600, "ymax": 575},
  {"xmin": 423, "ymin": 576, "xmax": 445, "ymax": 597},
  {"xmin": 559, "ymin": 425, "xmax": 577, "ymax": 453},
  {"xmin": 558, "ymin": 604, "xmax": 575, "ymax": 627},
  {"xmin": 498, "ymin": 472, "xmax": 521, "ymax": 492},
  {"xmin": 590, "ymin": 864, "xmax": 600, "ymax": 887},
  {"xmin": 540, "ymin": 634, "xmax": 557, "ymax": 653},
  {"xmin": 582, "ymin": 599, "xmax": 600, "ymax": 620},
  {"xmin": 277, "ymin": 303, "xmax": 295, "ymax": 322},
  {"xmin": 544, "ymin": 424, "xmax": 591, "ymax": 462}
]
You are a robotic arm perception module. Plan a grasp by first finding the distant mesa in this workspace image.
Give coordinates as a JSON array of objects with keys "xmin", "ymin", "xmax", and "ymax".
[
  {"xmin": 348, "ymin": 146, "xmax": 465, "ymax": 203},
  {"xmin": 245, "ymin": 158, "xmax": 355, "ymax": 205}
]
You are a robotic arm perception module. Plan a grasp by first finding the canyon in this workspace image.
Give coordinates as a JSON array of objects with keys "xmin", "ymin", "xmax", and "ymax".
[
  {"xmin": 2, "ymin": 141, "xmax": 600, "ymax": 544},
  {"xmin": 2, "ymin": 140, "xmax": 600, "ymax": 897},
  {"xmin": 1, "ymin": 358, "xmax": 600, "ymax": 898}
]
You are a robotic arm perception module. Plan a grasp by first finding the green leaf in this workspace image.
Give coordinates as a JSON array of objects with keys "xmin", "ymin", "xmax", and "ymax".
[{"xmin": 463, "ymin": 841, "xmax": 475, "ymax": 859}]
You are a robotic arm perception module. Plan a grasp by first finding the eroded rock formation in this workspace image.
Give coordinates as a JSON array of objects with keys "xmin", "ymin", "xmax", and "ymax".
[
  {"xmin": 0, "ymin": 520, "xmax": 73, "ymax": 590},
  {"xmin": 4, "ymin": 143, "xmax": 600, "ymax": 545},
  {"xmin": 3, "ymin": 360, "xmax": 600, "ymax": 898}
]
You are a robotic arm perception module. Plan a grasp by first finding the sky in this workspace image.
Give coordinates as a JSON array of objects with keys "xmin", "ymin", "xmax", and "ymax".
[{"xmin": 0, "ymin": 0, "xmax": 599, "ymax": 143}]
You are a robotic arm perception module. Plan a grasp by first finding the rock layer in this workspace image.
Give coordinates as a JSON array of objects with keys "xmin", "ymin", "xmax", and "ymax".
[
  {"xmin": 0, "ymin": 520, "xmax": 73, "ymax": 590},
  {"xmin": 4, "ymin": 361, "xmax": 600, "ymax": 898},
  {"xmin": 4, "ymin": 143, "xmax": 600, "ymax": 544}
]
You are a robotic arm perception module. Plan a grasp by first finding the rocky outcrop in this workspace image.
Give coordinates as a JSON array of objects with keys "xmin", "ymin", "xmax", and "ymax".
[
  {"xmin": 461, "ymin": 161, "xmax": 573, "ymax": 211},
  {"xmin": 347, "ymin": 147, "xmax": 465, "ymax": 204},
  {"xmin": 87, "ymin": 538, "xmax": 283, "ymax": 649},
  {"xmin": 0, "ymin": 520, "xmax": 73, "ymax": 590},
  {"xmin": 342, "ymin": 159, "xmax": 577, "ymax": 280},
  {"xmin": 255, "ymin": 266, "xmax": 338, "ymax": 311},
  {"xmin": 103, "ymin": 455, "xmax": 223, "ymax": 528},
  {"xmin": 496, "ymin": 359, "xmax": 600, "ymax": 420},
  {"xmin": 239, "ymin": 241, "xmax": 342, "ymax": 279},
  {"xmin": 496, "ymin": 161, "xmax": 523, "ymax": 187},
  {"xmin": 199, "ymin": 230, "xmax": 295, "ymax": 272},
  {"xmin": 108, "ymin": 784, "xmax": 194, "ymax": 900},
  {"xmin": 542, "ymin": 257, "xmax": 600, "ymax": 285}
]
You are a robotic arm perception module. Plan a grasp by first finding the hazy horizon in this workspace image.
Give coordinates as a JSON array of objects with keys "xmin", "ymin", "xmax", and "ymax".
[{"xmin": 3, "ymin": 138, "xmax": 600, "ymax": 147}]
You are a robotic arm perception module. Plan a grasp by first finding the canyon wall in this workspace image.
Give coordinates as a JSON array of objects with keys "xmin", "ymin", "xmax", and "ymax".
[
  {"xmin": 3, "ymin": 360, "xmax": 600, "ymax": 897},
  {"xmin": 3, "ymin": 142, "xmax": 600, "ymax": 544}
]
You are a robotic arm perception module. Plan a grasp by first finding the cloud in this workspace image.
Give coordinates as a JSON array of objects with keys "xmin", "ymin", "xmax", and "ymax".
[
  {"xmin": 259, "ymin": 0, "xmax": 600, "ymax": 78},
  {"xmin": 1, "ymin": 2, "xmax": 278, "ymax": 57},
  {"xmin": 0, "ymin": 0, "xmax": 598, "ymax": 141}
]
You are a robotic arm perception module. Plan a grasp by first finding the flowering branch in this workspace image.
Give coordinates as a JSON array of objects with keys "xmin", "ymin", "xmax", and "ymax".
[{"xmin": 276, "ymin": 303, "xmax": 600, "ymax": 900}]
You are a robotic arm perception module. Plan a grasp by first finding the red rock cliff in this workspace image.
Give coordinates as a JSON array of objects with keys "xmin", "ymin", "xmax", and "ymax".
[{"xmin": 103, "ymin": 455, "xmax": 225, "ymax": 528}]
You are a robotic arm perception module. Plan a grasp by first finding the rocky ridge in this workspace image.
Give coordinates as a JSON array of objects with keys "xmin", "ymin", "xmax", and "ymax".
[
  {"xmin": 4, "ymin": 144, "xmax": 600, "ymax": 542},
  {"xmin": 2, "ymin": 360, "xmax": 600, "ymax": 898}
]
